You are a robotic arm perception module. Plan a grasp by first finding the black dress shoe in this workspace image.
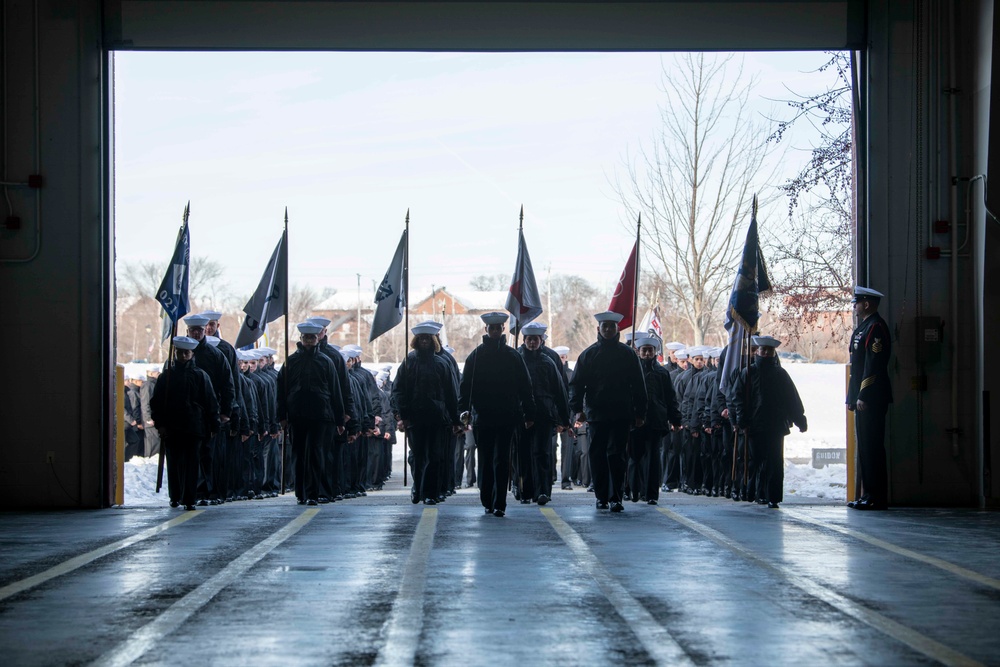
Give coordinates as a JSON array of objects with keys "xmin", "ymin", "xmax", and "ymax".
[
  {"xmin": 196, "ymin": 499, "xmax": 209, "ymax": 507},
  {"xmin": 561, "ymin": 483, "xmax": 572, "ymax": 490},
  {"xmin": 647, "ymin": 499, "xmax": 658, "ymax": 505},
  {"xmin": 493, "ymin": 509, "xmax": 505, "ymax": 517},
  {"xmin": 610, "ymin": 502, "xmax": 624, "ymax": 513},
  {"xmin": 537, "ymin": 494, "xmax": 549, "ymax": 505},
  {"xmin": 587, "ymin": 486, "xmax": 595, "ymax": 493},
  {"xmin": 424, "ymin": 498, "xmax": 437, "ymax": 505},
  {"xmin": 846, "ymin": 500, "xmax": 860, "ymax": 509},
  {"xmin": 318, "ymin": 497, "xmax": 330, "ymax": 504},
  {"xmin": 306, "ymin": 499, "xmax": 318, "ymax": 506},
  {"xmin": 184, "ymin": 504, "xmax": 196, "ymax": 511},
  {"xmin": 410, "ymin": 488, "xmax": 419, "ymax": 504},
  {"xmin": 596, "ymin": 501, "xmax": 609, "ymax": 510},
  {"xmin": 520, "ymin": 499, "xmax": 531, "ymax": 504},
  {"xmin": 768, "ymin": 502, "xmax": 779, "ymax": 509},
  {"xmin": 485, "ymin": 507, "xmax": 494, "ymax": 514},
  {"xmin": 169, "ymin": 501, "xmax": 179, "ymax": 508}
]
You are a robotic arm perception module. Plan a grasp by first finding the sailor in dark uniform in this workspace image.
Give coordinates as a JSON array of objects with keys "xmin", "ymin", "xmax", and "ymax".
[
  {"xmin": 200, "ymin": 310, "xmax": 243, "ymax": 502},
  {"xmin": 150, "ymin": 336, "xmax": 220, "ymax": 510},
  {"xmin": 568, "ymin": 311, "xmax": 647, "ymax": 513},
  {"xmin": 730, "ymin": 335, "xmax": 807, "ymax": 508},
  {"xmin": 629, "ymin": 335, "xmax": 680, "ymax": 504},
  {"xmin": 846, "ymin": 286, "xmax": 893, "ymax": 510},
  {"xmin": 459, "ymin": 312, "xmax": 536, "ymax": 518}
]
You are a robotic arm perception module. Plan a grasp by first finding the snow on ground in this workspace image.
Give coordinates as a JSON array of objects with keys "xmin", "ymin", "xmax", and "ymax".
[{"xmin": 123, "ymin": 362, "xmax": 851, "ymax": 505}]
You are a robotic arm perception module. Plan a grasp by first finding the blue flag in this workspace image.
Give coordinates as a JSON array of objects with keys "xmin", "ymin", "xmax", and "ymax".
[
  {"xmin": 720, "ymin": 198, "xmax": 772, "ymax": 393},
  {"xmin": 155, "ymin": 216, "xmax": 191, "ymax": 324},
  {"xmin": 369, "ymin": 229, "xmax": 407, "ymax": 342},
  {"xmin": 235, "ymin": 229, "xmax": 288, "ymax": 348}
]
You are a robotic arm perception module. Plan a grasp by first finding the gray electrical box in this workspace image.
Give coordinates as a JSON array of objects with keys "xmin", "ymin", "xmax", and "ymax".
[{"xmin": 915, "ymin": 316, "xmax": 943, "ymax": 364}]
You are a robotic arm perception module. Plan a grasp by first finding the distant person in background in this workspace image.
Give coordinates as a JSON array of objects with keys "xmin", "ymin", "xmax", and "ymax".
[
  {"xmin": 140, "ymin": 369, "xmax": 160, "ymax": 457},
  {"xmin": 846, "ymin": 286, "xmax": 893, "ymax": 511},
  {"xmin": 123, "ymin": 374, "xmax": 144, "ymax": 461}
]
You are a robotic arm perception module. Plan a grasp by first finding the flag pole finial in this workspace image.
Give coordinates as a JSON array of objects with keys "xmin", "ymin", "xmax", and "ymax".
[
  {"xmin": 183, "ymin": 201, "xmax": 190, "ymax": 225},
  {"xmin": 284, "ymin": 207, "xmax": 289, "ymax": 227},
  {"xmin": 519, "ymin": 205, "xmax": 524, "ymax": 231},
  {"xmin": 405, "ymin": 208, "xmax": 410, "ymax": 225}
]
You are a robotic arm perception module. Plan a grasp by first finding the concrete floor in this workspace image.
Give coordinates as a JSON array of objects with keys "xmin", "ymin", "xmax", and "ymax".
[{"xmin": 1, "ymin": 488, "xmax": 999, "ymax": 666}]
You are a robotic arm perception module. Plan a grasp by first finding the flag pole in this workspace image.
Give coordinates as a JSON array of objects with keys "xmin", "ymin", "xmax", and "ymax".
[
  {"xmin": 403, "ymin": 209, "xmax": 410, "ymax": 487},
  {"xmin": 631, "ymin": 213, "xmax": 641, "ymax": 347},
  {"xmin": 514, "ymin": 205, "xmax": 524, "ymax": 349},
  {"xmin": 280, "ymin": 208, "xmax": 289, "ymax": 496},
  {"xmin": 155, "ymin": 201, "xmax": 189, "ymax": 494}
]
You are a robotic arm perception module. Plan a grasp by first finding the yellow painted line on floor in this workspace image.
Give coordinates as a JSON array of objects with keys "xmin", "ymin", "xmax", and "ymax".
[
  {"xmin": 91, "ymin": 508, "xmax": 320, "ymax": 667},
  {"xmin": 375, "ymin": 507, "xmax": 439, "ymax": 667},
  {"xmin": 541, "ymin": 507, "xmax": 694, "ymax": 667},
  {"xmin": 0, "ymin": 511, "xmax": 201, "ymax": 602},
  {"xmin": 656, "ymin": 507, "xmax": 983, "ymax": 667},
  {"xmin": 782, "ymin": 509, "xmax": 1000, "ymax": 592}
]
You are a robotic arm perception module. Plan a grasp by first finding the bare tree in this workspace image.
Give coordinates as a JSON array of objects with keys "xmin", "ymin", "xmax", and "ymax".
[
  {"xmin": 764, "ymin": 51, "xmax": 854, "ymax": 357},
  {"xmin": 615, "ymin": 54, "xmax": 775, "ymax": 344},
  {"xmin": 469, "ymin": 273, "xmax": 509, "ymax": 292}
]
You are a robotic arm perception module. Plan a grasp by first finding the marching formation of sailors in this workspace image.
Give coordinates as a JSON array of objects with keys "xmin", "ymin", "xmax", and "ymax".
[{"xmin": 145, "ymin": 285, "xmax": 899, "ymax": 514}]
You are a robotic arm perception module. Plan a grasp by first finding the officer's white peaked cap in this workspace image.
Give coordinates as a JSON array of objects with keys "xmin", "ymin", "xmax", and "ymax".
[
  {"xmin": 173, "ymin": 336, "xmax": 199, "ymax": 350},
  {"xmin": 296, "ymin": 322, "xmax": 323, "ymax": 335},
  {"xmin": 481, "ymin": 312, "xmax": 508, "ymax": 325},
  {"xmin": 593, "ymin": 311, "xmax": 624, "ymax": 323},
  {"xmin": 183, "ymin": 314, "xmax": 210, "ymax": 327},
  {"xmin": 751, "ymin": 335, "xmax": 782, "ymax": 348},
  {"xmin": 852, "ymin": 286, "xmax": 884, "ymax": 302}
]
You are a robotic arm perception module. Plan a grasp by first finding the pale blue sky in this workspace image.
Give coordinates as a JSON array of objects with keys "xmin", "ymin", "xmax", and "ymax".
[{"xmin": 114, "ymin": 51, "xmax": 835, "ymax": 302}]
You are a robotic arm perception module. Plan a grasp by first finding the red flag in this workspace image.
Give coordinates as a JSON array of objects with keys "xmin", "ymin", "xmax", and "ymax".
[
  {"xmin": 608, "ymin": 240, "xmax": 638, "ymax": 329},
  {"xmin": 505, "ymin": 228, "xmax": 543, "ymax": 330}
]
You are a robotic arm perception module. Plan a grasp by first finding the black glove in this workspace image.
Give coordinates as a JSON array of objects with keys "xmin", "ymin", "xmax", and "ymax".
[{"xmin": 795, "ymin": 415, "xmax": 808, "ymax": 433}]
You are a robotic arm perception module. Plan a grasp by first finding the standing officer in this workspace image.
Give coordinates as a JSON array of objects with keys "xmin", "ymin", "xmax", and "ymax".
[
  {"xmin": 847, "ymin": 287, "xmax": 893, "ymax": 510},
  {"xmin": 459, "ymin": 312, "xmax": 536, "ymax": 518},
  {"xmin": 150, "ymin": 336, "xmax": 220, "ymax": 510},
  {"xmin": 568, "ymin": 311, "xmax": 647, "ymax": 513},
  {"xmin": 730, "ymin": 335, "xmax": 807, "ymax": 508}
]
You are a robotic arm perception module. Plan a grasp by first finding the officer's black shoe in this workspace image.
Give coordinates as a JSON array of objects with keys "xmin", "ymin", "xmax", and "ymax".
[
  {"xmin": 537, "ymin": 494, "xmax": 550, "ymax": 505},
  {"xmin": 493, "ymin": 509, "xmax": 505, "ymax": 517},
  {"xmin": 196, "ymin": 499, "xmax": 209, "ymax": 507},
  {"xmin": 596, "ymin": 501, "xmax": 609, "ymax": 510},
  {"xmin": 184, "ymin": 504, "xmax": 196, "ymax": 511},
  {"xmin": 424, "ymin": 498, "xmax": 437, "ymax": 505},
  {"xmin": 410, "ymin": 488, "xmax": 419, "ymax": 504},
  {"xmin": 306, "ymin": 499, "xmax": 318, "ymax": 506},
  {"xmin": 647, "ymin": 499, "xmax": 658, "ymax": 505},
  {"xmin": 169, "ymin": 501, "xmax": 179, "ymax": 508},
  {"xmin": 610, "ymin": 502, "xmax": 624, "ymax": 513},
  {"xmin": 768, "ymin": 502, "xmax": 779, "ymax": 509}
]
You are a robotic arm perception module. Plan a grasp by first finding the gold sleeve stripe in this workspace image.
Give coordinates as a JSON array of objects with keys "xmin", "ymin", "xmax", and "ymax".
[{"xmin": 860, "ymin": 377, "xmax": 876, "ymax": 390}]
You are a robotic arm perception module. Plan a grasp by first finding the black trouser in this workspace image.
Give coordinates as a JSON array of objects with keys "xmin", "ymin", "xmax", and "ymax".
[
  {"xmin": 588, "ymin": 420, "xmax": 630, "ymax": 504},
  {"xmin": 663, "ymin": 430, "xmax": 682, "ymax": 489},
  {"xmin": 716, "ymin": 426, "xmax": 734, "ymax": 496},
  {"xmin": 749, "ymin": 430, "xmax": 784, "ymax": 503},
  {"xmin": 733, "ymin": 430, "xmax": 754, "ymax": 500},
  {"xmin": 475, "ymin": 423, "xmax": 516, "ymax": 512},
  {"xmin": 700, "ymin": 429, "xmax": 716, "ymax": 492},
  {"xmin": 575, "ymin": 429, "xmax": 591, "ymax": 487},
  {"xmin": 856, "ymin": 404, "xmax": 889, "ymax": 505},
  {"xmin": 520, "ymin": 421, "xmax": 554, "ymax": 501},
  {"xmin": 291, "ymin": 419, "xmax": 329, "ymax": 502},
  {"xmin": 627, "ymin": 426, "xmax": 663, "ymax": 501},
  {"xmin": 166, "ymin": 435, "xmax": 203, "ymax": 507},
  {"xmin": 409, "ymin": 424, "xmax": 447, "ymax": 502},
  {"xmin": 196, "ymin": 431, "xmax": 221, "ymax": 501}
]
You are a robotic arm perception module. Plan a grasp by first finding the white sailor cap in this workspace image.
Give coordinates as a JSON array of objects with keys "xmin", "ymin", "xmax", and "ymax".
[
  {"xmin": 416, "ymin": 320, "xmax": 443, "ymax": 332},
  {"xmin": 236, "ymin": 350, "xmax": 252, "ymax": 361},
  {"xmin": 376, "ymin": 371, "xmax": 390, "ymax": 383},
  {"xmin": 172, "ymin": 336, "xmax": 199, "ymax": 350},
  {"xmin": 852, "ymin": 286, "xmax": 884, "ymax": 302},
  {"xmin": 594, "ymin": 311, "xmax": 625, "ymax": 323},
  {"xmin": 344, "ymin": 344, "xmax": 362, "ymax": 352},
  {"xmin": 296, "ymin": 322, "xmax": 323, "ymax": 335},
  {"xmin": 665, "ymin": 341, "xmax": 686, "ymax": 351},
  {"xmin": 751, "ymin": 335, "xmax": 782, "ymax": 348},
  {"xmin": 340, "ymin": 347, "xmax": 361, "ymax": 360},
  {"xmin": 183, "ymin": 314, "xmax": 210, "ymax": 327},
  {"xmin": 381, "ymin": 364, "xmax": 393, "ymax": 372},
  {"xmin": 708, "ymin": 347, "xmax": 723, "ymax": 359},
  {"xmin": 553, "ymin": 346, "xmax": 570, "ymax": 356},
  {"xmin": 634, "ymin": 335, "xmax": 661, "ymax": 351},
  {"xmin": 307, "ymin": 316, "xmax": 332, "ymax": 328},
  {"xmin": 624, "ymin": 332, "xmax": 635, "ymax": 343},
  {"xmin": 675, "ymin": 350, "xmax": 689, "ymax": 360},
  {"xmin": 481, "ymin": 312, "xmax": 508, "ymax": 325},
  {"xmin": 521, "ymin": 321, "xmax": 548, "ymax": 337},
  {"xmin": 258, "ymin": 347, "xmax": 276, "ymax": 356},
  {"xmin": 411, "ymin": 322, "xmax": 440, "ymax": 335},
  {"xmin": 687, "ymin": 346, "xmax": 707, "ymax": 358},
  {"xmin": 205, "ymin": 335, "xmax": 221, "ymax": 348},
  {"xmin": 199, "ymin": 310, "xmax": 223, "ymax": 322}
]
